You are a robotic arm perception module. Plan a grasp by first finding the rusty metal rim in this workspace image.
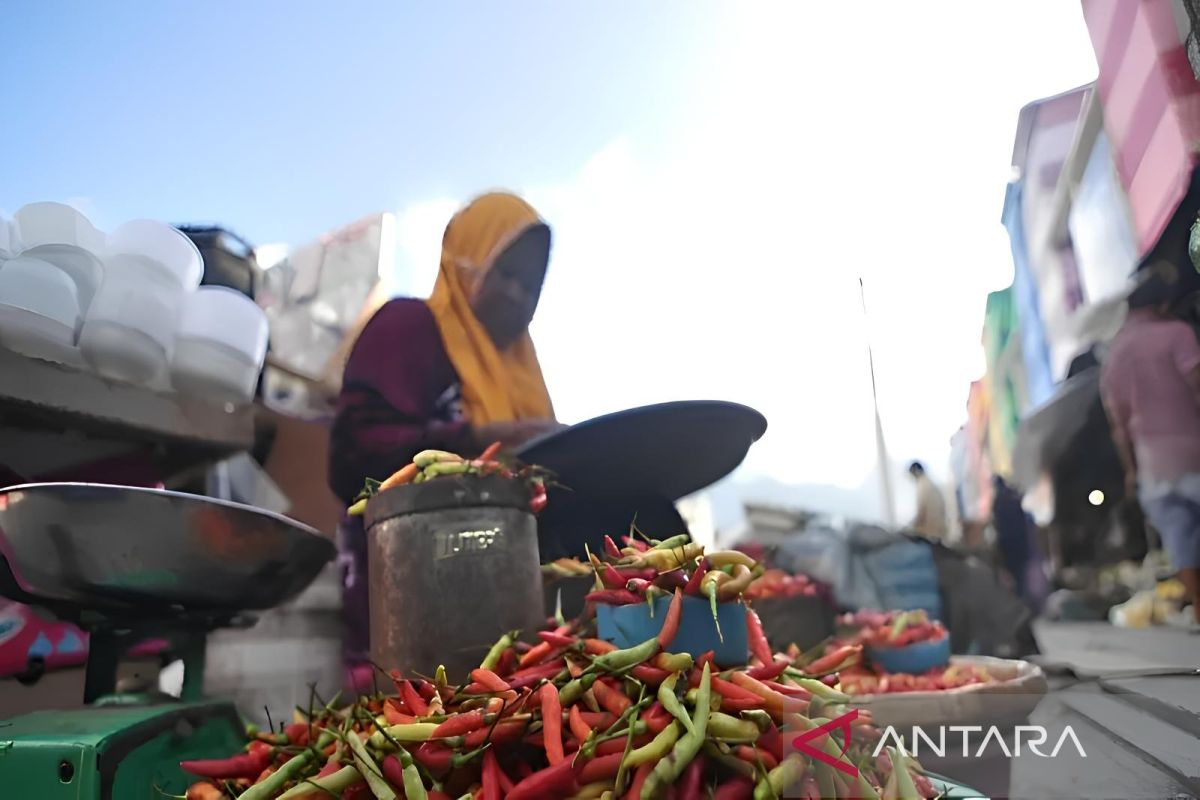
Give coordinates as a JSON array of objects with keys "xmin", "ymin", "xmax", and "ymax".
[{"xmin": 364, "ymin": 473, "xmax": 531, "ymax": 528}]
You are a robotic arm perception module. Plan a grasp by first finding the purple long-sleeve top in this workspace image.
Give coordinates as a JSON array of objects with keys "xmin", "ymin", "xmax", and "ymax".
[{"xmin": 328, "ymin": 298, "xmax": 478, "ymax": 504}]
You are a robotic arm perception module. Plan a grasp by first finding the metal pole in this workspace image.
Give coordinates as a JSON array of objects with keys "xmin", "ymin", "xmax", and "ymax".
[{"xmin": 859, "ymin": 278, "xmax": 897, "ymax": 526}]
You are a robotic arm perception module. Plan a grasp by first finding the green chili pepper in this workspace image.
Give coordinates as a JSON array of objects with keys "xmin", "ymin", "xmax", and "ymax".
[
  {"xmin": 651, "ymin": 534, "xmax": 692, "ymax": 550},
  {"xmin": 348, "ymin": 730, "xmax": 399, "ymax": 800},
  {"xmin": 397, "ymin": 747, "xmax": 429, "ymax": 800},
  {"xmin": 815, "ymin": 761, "xmax": 838, "ymax": 799},
  {"xmin": 588, "ymin": 636, "xmax": 660, "ymax": 674},
  {"xmin": 739, "ymin": 709, "xmax": 773, "ymax": 733},
  {"xmin": 238, "ymin": 747, "xmax": 318, "ymax": 800},
  {"xmin": 422, "ymin": 461, "xmax": 473, "ymax": 479},
  {"xmin": 641, "ymin": 662, "xmax": 711, "ymax": 798},
  {"xmin": 753, "ymin": 753, "xmax": 807, "ymax": 800},
  {"xmin": 782, "ymin": 670, "xmax": 852, "ymax": 702},
  {"xmin": 624, "ymin": 722, "xmax": 681, "ymax": 768},
  {"xmin": 657, "ymin": 673, "xmax": 693, "ymax": 734},
  {"xmin": 367, "ymin": 722, "xmax": 439, "ymax": 748},
  {"xmin": 857, "ymin": 771, "xmax": 883, "ymax": 800},
  {"xmin": 480, "ymin": 631, "xmax": 517, "ymax": 671},
  {"xmin": 889, "ymin": 747, "xmax": 921, "ymax": 800},
  {"xmin": 559, "ymin": 673, "xmax": 598, "ymax": 705},
  {"xmin": 706, "ymin": 712, "xmax": 760, "ymax": 742},
  {"xmin": 347, "ymin": 498, "xmax": 368, "ymax": 516},
  {"xmin": 277, "ymin": 765, "xmax": 361, "ymax": 800}
]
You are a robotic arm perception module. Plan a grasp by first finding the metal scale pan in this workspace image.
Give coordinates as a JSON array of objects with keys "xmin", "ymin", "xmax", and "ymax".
[{"xmin": 0, "ymin": 483, "xmax": 335, "ymax": 702}]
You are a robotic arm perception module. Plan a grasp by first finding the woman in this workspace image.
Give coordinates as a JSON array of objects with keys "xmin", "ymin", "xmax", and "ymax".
[{"xmin": 329, "ymin": 191, "xmax": 562, "ymax": 679}]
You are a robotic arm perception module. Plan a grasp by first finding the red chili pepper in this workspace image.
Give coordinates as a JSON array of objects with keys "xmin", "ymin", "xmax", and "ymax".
[
  {"xmin": 382, "ymin": 753, "xmax": 407, "ymax": 786},
  {"xmin": 744, "ymin": 660, "xmax": 789, "ymax": 681},
  {"xmin": 745, "ymin": 607, "xmax": 774, "ymax": 666},
  {"xmin": 470, "ymin": 668, "xmax": 512, "ymax": 693},
  {"xmin": 482, "ymin": 749, "xmax": 501, "ymax": 800},
  {"xmin": 179, "ymin": 741, "xmax": 272, "ymax": 780},
  {"xmin": 655, "ymin": 570, "xmax": 690, "ymax": 591},
  {"xmin": 584, "ymin": 638, "xmax": 618, "ymax": 655},
  {"xmin": 496, "ymin": 647, "xmax": 517, "ymax": 677},
  {"xmin": 720, "ymin": 697, "xmax": 765, "ymax": 714},
  {"xmin": 758, "ymin": 725, "xmax": 784, "ymax": 762},
  {"xmin": 591, "ymin": 678, "xmax": 632, "ymax": 716},
  {"xmin": 601, "ymin": 563, "xmax": 627, "ymax": 589},
  {"xmin": 283, "ymin": 722, "xmax": 310, "ymax": 747},
  {"xmin": 575, "ymin": 751, "xmax": 623, "ymax": 783},
  {"xmin": 603, "ymin": 535, "xmax": 623, "ymax": 559},
  {"xmin": 621, "ymin": 535, "xmax": 650, "ymax": 552},
  {"xmin": 630, "ymin": 663, "xmax": 672, "ymax": 685},
  {"xmin": 625, "ymin": 578, "xmax": 653, "ymax": 596},
  {"xmin": 343, "ymin": 782, "xmax": 371, "ymax": 800},
  {"xmin": 713, "ymin": 776, "xmax": 755, "ymax": 800},
  {"xmin": 735, "ymin": 745, "xmax": 779, "ymax": 771},
  {"xmin": 577, "ymin": 710, "xmax": 616, "ymax": 728},
  {"xmin": 594, "ymin": 733, "xmax": 653, "ymax": 756},
  {"xmin": 541, "ymin": 683, "xmax": 565, "ymax": 765},
  {"xmin": 463, "ymin": 718, "xmax": 527, "ymax": 748},
  {"xmin": 658, "ymin": 588, "xmax": 684, "ymax": 649},
  {"xmin": 684, "ymin": 560, "xmax": 707, "ymax": 595},
  {"xmin": 316, "ymin": 758, "xmax": 342, "ymax": 779},
  {"xmin": 401, "ymin": 680, "xmax": 430, "ymax": 717},
  {"xmin": 624, "ymin": 762, "xmax": 655, "ymax": 800},
  {"xmin": 764, "ymin": 680, "xmax": 811, "ymax": 698},
  {"xmin": 804, "ymin": 644, "xmax": 862, "ymax": 675},
  {"xmin": 679, "ymin": 756, "xmax": 706, "ymax": 798},
  {"xmin": 479, "ymin": 441, "xmax": 503, "ymax": 462},
  {"xmin": 585, "ymin": 589, "xmax": 642, "ymax": 605},
  {"xmin": 431, "ymin": 708, "xmax": 487, "ymax": 738},
  {"xmin": 506, "ymin": 758, "xmax": 577, "ymax": 800},
  {"xmin": 413, "ymin": 742, "xmax": 453, "ymax": 772},
  {"xmin": 508, "ymin": 660, "xmax": 567, "ymax": 689},
  {"xmin": 529, "ymin": 482, "xmax": 548, "ymax": 514},
  {"xmin": 568, "ymin": 704, "xmax": 592, "ymax": 745},
  {"xmin": 497, "ymin": 767, "xmax": 515, "ymax": 794},
  {"xmin": 712, "ymin": 676, "xmax": 762, "ymax": 704},
  {"xmin": 538, "ymin": 631, "xmax": 577, "ymax": 648}
]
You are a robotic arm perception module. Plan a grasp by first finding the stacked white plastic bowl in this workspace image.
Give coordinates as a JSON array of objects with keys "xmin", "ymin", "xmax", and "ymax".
[
  {"xmin": 78, "ymin": 220, "xmax": 204, "ymax": 384},
  {"xmin": 171, "ymin": 286, "xmax": 269, "ymax": 402},
  {"xmin": 0, "ymin": 203, "xmax": 105, "ymax": 364}
]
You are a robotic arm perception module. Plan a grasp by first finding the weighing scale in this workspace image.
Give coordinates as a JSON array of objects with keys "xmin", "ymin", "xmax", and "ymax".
[{"xmin": 0, "ymin": 483, "xmax": 335, "ymax": 799}]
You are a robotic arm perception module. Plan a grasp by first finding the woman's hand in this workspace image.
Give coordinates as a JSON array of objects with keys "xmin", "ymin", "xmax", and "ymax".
[{"xmin": 474, "ymin": 419, "xmax": 567, "ymax": 450}]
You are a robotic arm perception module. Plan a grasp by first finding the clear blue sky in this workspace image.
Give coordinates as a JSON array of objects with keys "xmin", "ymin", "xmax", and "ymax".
[
  {"xmin": 2, "ymin": 1, "xmax": 720, "ymax": 243},
  {"xmin": 3, "ymin": 2, "xmax": 1100, "ymax": 521}
]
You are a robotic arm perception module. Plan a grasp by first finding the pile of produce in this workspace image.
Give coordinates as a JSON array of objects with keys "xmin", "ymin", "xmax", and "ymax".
[
  {"xmin": 347, "ymin": 444, "xmax": 548, "ymax": 516},
  {"xmin": 810, "ymin": 611, "xmax": 992, "ymax": 697},
  {"xmin": 180, "ymin": 536, "xmax": 944, "ymax": 799},
  {"xmin": 742, "ymin": 570, "xmax": 820, "ymax": 601},
  {"xmin": 836, "ymin": 611, "xmax": 947, "ymax": 650}
]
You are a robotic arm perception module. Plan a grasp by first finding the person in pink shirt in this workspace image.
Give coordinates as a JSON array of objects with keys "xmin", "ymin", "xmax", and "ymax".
[{"xmin": 1101, "ymin": 263, "xmax": 1200, "ymax": 626}]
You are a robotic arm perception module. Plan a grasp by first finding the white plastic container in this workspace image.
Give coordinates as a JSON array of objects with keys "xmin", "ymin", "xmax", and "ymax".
[
  {"xmin": 170, "ymin": 287, "xmax": 268, "ymax": 402},
  {"xmin": 78, "ymin": 271, "xmax": 180, "ymax": 384},
  {"xmin": 106, "ymin": 220, "xmax": 203, "ymax": 289},
  {"xmin": 0, "ymin": 256, "xmax": 82, "ymax": 363},
  {"xmin": 0, "ymin": 213, "xmax": 17, "ymax": 258},
  {"xmin": 12, "ymin": 202, "xmax": 105, "ymax": 314}
]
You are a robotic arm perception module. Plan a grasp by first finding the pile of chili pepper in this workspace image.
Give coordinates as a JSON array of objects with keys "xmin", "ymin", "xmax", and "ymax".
[
  {"xmin": 347, "ymin": 443, "xmax": 549, "ymax": 516},
  {"xmin": 178, "ymin": 584, "xmax": 941, "ymax": 800},
  {"xmin": 568, "ymin": 533, "xmax": 769, "ymax": 641}
]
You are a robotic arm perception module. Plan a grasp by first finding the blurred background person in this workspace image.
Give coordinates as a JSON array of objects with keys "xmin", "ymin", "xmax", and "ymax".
[
  {"xmin": 908, "ymin": 460, "xmax": 948, "ymax": 540},
  {"xmin": 1101, "ymin": 263, "xmax": 1200, "ymax": 626},
  {"xmin": 991, "ymin": 475, "xmax": 1048, "ymax": 612},
  {"xmin": 329, "ymin": 191, "xmax": 565, "ymax": 682}
]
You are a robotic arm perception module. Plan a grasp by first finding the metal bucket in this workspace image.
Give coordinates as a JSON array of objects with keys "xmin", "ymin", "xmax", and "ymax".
[{"xmin": 365, "ymin": 475, "xmax": 543, "ymax": 682}]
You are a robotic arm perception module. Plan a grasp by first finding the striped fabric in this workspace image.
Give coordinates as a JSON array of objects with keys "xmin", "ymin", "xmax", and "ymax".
[{"xmin": 1082, "ymin": 0, "xmax": 1200, "ymax": 257}]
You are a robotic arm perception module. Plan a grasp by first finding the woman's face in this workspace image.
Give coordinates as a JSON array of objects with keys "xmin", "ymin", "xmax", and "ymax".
[{"xmin": 471, "ymin": 224, "xmax": 550, "ymax": 348}]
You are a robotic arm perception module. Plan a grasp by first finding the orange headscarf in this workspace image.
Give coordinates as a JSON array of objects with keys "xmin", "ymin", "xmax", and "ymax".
[{"xmin": 426, "ymin": 192, "xmax": 555, "ymax": 426}]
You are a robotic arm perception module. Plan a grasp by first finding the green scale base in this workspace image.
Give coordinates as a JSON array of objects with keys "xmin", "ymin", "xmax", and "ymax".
[{"xmin": 0, "ymin": 700, "xmax": 245, "ymax": 800}]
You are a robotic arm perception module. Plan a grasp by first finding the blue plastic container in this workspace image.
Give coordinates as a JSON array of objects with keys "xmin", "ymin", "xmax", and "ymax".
[
  {"xmin": 595, "ymin": 595, "xmax": 748, "ymax": 666},
  {"xmin": 867, "ymin": 635, "xmax": 950, "ymax": 674}
]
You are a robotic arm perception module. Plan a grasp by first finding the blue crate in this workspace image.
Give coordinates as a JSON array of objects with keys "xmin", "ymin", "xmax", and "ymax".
[
  {"xmin": 867, "ymin": 635, "xmax": 950, "ymax": 674},
  {"xmin": 595, "ymin": 594, "xmax": 748, "ymax": 666}
]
